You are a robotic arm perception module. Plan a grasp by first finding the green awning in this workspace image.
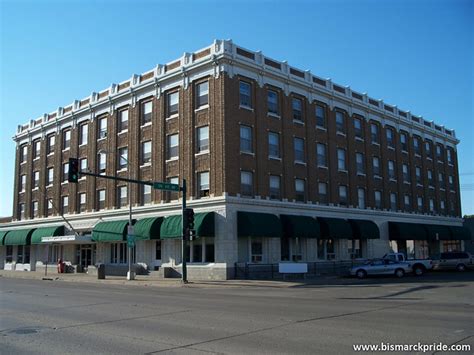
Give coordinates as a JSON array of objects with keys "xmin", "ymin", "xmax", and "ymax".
[
  {"xmin": 92, "ymin": 220, "xmax": 130, "ymax": 242},
  {"xmin": 194, "ymin": 212, "xmax": 215, "ymax": 238},
  {"xmin": 134, "ymin": 217, "xmax": 163, "ymax": 240},
  {"xmin": 31, "ymin": 226, "xmax": 65, "ymax": 244},
  {"xmin": 238, "ymin": 212, "xmax": 282, "ymax": 238},
  {"xmin": 280, "ymin": 215, "xmax": 320, "ymax": 238},
  {"xmin": 424, "ymin": 224, "xmax": 451, "ymax": 241},
  {"xmin": 317, "ymin": 217, "xmax": 352, "ymax": 239},
  {"xmin": 160, "ymin": 215, "xmax": 182, "ymax": 239},
  {"xmin": 0, "ymin": 231, "xmax": 8, "ymax": 245},
  {"xmin": 3, "ymin": 229, "xmax": 36, "ymax": 246},
  {"xmin": 348, "ymin": 219, "xmax": 380, "ymax": 239},
  {"xmin": 449, "ymin": 226, "xmax": 472, "ymax": 241},
  {"xmin": 389, "ymin": 222, "xmax": 428, "ymax": 240}
]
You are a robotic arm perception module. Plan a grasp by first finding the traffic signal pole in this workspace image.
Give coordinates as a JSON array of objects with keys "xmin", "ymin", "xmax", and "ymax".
[{"xmin": 181, "ymin": 179, "xmax": 187, "ymax": 284}]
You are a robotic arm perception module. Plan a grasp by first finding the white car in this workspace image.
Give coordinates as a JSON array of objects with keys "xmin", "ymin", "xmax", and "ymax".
[{"xmin": 350, "ymin": 259, "xmax": 413, "ymax": 279}]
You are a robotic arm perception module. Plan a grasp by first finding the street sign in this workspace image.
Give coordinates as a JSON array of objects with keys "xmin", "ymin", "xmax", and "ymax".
[
  {"xmin": 153, "ymin": 182, "xmax": 180, "ymax": 191},
  {"xmin": 127, "ymin": 234, "xmax": 135, "ymax": 248}
]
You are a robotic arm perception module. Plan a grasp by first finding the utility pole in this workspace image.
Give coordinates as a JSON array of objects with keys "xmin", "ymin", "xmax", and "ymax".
[{"xmin": 181, "ymin": 179, "xmax": 187, "ymax": 284}]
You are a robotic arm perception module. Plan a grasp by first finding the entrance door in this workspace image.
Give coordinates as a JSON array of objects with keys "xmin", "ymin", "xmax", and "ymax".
[
  {"xmin": 155, "ymin": 241, "xmax": 162, "ymax": 269},
  {"xmin": 79, "ymin": 244, "xmax": 94, "ymax": 270}
]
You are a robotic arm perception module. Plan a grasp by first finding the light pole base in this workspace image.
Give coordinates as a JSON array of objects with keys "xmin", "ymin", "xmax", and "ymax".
[{"xmin": 127, "ymin": 271, "xmax": 135, "ymax": 281}]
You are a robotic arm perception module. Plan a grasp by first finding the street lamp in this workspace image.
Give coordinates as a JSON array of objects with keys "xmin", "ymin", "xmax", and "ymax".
[{"xmin": 98, "ymin": 149, "xmax": 135, "ymax": 281}]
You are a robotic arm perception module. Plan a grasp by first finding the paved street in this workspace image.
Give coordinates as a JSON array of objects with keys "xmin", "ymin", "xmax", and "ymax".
[{"xmin": 1, "ymin": 273, "xmax": 473, "ymax": 355}]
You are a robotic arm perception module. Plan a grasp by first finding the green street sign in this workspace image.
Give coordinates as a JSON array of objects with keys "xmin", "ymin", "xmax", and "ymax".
[
  {"xmin": 153, "ymin": 182, "xmax": 180, "ymax": 191},
  {"xmin": 127, "ymin": 234, "xmax": 136, "ymax": 248}
]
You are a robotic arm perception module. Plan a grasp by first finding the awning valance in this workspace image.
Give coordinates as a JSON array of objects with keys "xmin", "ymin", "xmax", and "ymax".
[
  {"xmin": 280, "ymin": 215, "xmax": 320, "ymax": 238},
  {"xmin": 160, "ymin": 215, "xmax": 182, "ymax": 239},
  {"xmin": 449, "ymin": 226, "xmax": 472, "ymax": 241},
  {"xmin": 3, "ymin": 229, "xmax": 36, "ymax": 246},
  {"xmin": 238, "ymin": 212, "xmax": 282, "ymax": 238},
  {"xmin": 194, "ymin": 212, "xmax": 215, "ymax": 238},
  {"xmin": 317, "ymin": 217, "xmax": 352, "ymax": 239},
  {"xmin": 31, "ymin": 226, "xmax": 65, "ymax": 244},
  {"xmin": 389, "ymin": 222, "xmax": 428, "ymax": 240},
  {"xmin": 92, "ymin": 220, "xmax": 130, "ymax": 242},
  {"xmin": 348, "ymin": 219, "xmax": 380, "ymax": 239},
  {"xmin": 134, "ymin": 217, "xmax": 164, "ymax": 240},
  {"xmin": 424, "ymin": 224, "xmax": 451, "ymax": 241},
  {"xmin": 0, "ymin": 231, "xmax": 8, "ymax": 245}
]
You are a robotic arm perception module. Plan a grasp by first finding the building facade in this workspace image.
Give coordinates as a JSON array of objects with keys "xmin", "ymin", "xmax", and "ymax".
[{"xmin": 0, "ymin": 40, "xmax": 469, "ymax": 279}]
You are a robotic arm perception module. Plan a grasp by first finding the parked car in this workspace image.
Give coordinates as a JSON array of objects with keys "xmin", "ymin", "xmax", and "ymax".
[
  {"xmin": 350, "ymin": 259, "xmax": 412, "ymax": 279},
  {"xmin": 431, "ymin": 252, "xmax": 473, "ymax": 272},
  {"xmin": 383, "ymin": 253, "xmax": 433, "ymax": 276}
]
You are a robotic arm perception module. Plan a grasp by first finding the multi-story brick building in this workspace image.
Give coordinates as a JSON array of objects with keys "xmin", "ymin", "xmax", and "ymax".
[{"xmin": 0, "ymin": 40, "xmax": 469, "ymax": 279}]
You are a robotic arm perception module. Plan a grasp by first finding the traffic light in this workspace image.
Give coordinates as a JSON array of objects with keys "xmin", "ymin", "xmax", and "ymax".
[
  {"xmin": 68, "ymin": 158, "xmax": 79, "ymax": 183},
  {"xmin": 189, "ymin": 229, "xmax": 197, "ymax": 241},
  {"xmin": 183, "ymin": 208, "xmax": 194, "ymax": 229}
]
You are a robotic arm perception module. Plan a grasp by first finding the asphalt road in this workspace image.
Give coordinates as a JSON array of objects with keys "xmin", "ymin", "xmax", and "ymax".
[{"xmin": 1, "ymin": 273, "xmax": 473, "ymax": 355}]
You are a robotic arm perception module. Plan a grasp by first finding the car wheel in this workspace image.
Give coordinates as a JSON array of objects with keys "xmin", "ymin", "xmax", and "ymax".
[
  {"xmin": 413, "ymin": 266, "xmax": 425, "ymax": 276},
  {"xmin": 356, "ymin": 270, "xmax": 367, "ymax": 279},
  {"xmin": 456, "ymin": 264, "xmax": 466, "ymax": 272},
  {"xmin": 395, "ymin": 269, "xmax": 405, "ymax": 278}
]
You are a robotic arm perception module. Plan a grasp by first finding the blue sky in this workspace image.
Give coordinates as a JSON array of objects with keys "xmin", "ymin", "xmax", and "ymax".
[{"xmin": 0, "ymin": 0, "xmax": 473, "ymax": 216}]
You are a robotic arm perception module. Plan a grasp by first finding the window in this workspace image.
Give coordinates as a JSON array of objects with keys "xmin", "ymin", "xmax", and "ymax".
[
  {"xmin": 436, "ymin": 144, "xmax": 444, "ymax": 160},
  {"xmin": 33, "ymin": 140, "xmax": 41, "ymax": 159},
  {"xmin": 239, "ymin": 81, "xmax": 252, "ymax": 108},
  {"xmin": 251, "ymin": 241, "xmax": 263, "ymax": 263},
  {"xmin": 447, "ymin": 149, "xmax": 453, "ymax": 164},
  {"xmin": 400, "ymin": 133, "xmax": 408, "ymax": 151},
  {"xmin": 78, "ymin": 193, "xmax": 86, "ymax": 213},
  {"xmin": 428, "ymin": 170, "xmax": 434, "ymax": 186},
  {"xmin": 267, "ymin": 90, "xmax": 279, "ymax": 115},
  {"xmin": 318, "ymin": 182, "xmax": 328, "ymax": 204},
  {"xmin": 141, "ymin": 141, "xmax": 152, "ymax": 164},
  {"xmin": 98, "ymin": 152, "xmax": 106, "ymax": 174},
  {"xmin": 20, "ymin": 174, "xmax": 27, "ymax": 192},
  {"xmin": 388, "ymin": 160, "xmax": 395, "ymax": 180},
  {"xmin": 439, "ymin": 173, "xmax": 445, "ymax": 187},
  {"xmin": 374, "ymin": 191, "xmax": 382, "ymax": 209},
  {"xmin": 196, "ymin": 81, "xmax": 209, "ymax": 108},
  {"xmin": 118, "ymin": 109, "xmax": 129, "ymax": 132},
  {"xmin": 315, "ymin": 105, "xmax": 325, "ymax": 128},
  {"xmin": 46, "ymin": 168, "xmax": 54, "ymax": 185},
  {"xmin": 47, "ymin": 199, "xmax": 53, "ymax": 215},
  {"xmin": 354, "ymin": 118, "xmax": 363, "ymax": 138},
  {"xmin": 141, "ymin": 101, "xmax": 153, "ymax": 125},
  {"xmin": 110, "ymin": 243, "xmax": 128, "ymax": 264},
  {"xmin": 62, "ymin": 196, "xmax": 69, "ymax": 214},
  {"xmin": 205, "ymin": 240, "xmax": 215, "ymax": 262},
  {"xmin": 240, "ymin": 171, "xmax": 253, "ymax": 196},
  {"xmin": 167, "ymin": 176, "xmax": 179, "ymax": 201},
  {"xmin": 167, "ymin": 91, "xmax": 179, "ymax": 116},
  {"xmin": 118, "ymin": 186, "xmax": 127, "ymax": 207},
  {"xmin": 337, "ymin": 149, "xmax": 346, "ymax": 171},
  {"xmin": 268, "ymin": 132, "xmax": 280, "ymax": 158},
  {"xmin": 295, "ymin": 179, "xmax": 305, "ymax": 202},
  {"xmin": 316, "ymin": 144, "xmax": 327, "ymax": 167},
  {"xmin": 269, "ymin": 175, "xmax": 281, "ymax": 199},
  {"xmin": 373, "ymin": 157, "xmax": 381, "ymax": 176},
  {"xmin": 6, "ymin": 245, "xmax": 13, "ymax": 263},
  {"xmin": 62, "ymin": 163, "xmax": 69, "ymax": 182},
  {"xmin": 197, "ymin": 126, "xmax": 209, "ymax": 153},
  {"xmin": 79, "ymin": 123, "xmax": 88, "ymax": 145},
  {"xmin": 292, "ymin": 97, "xmax": 303, "ymax": 121},
  {"xmin": 335, "ymin": 111, "xmax": 345, "ymax": 134},
  {"xmin": 339, "ymin": 185, "xmax": 348, "ymax": 205},
  {"xmin": 20, "ymin": 144, "xmax": 28, "ymax": 163},
  {"xmin": 19, "ymin": 203, "xmax": 25, "ymax": 220},
  {"xmin": 47, "ymin": 135, "xmax": 55, "ymax": 155},
  {"xmin": 429, "ymin": 199, "xmax": 435, "ymax": 213},
  {"xmin": 294, "ymin": 138, "xmax": 305, "ymax": 163},
  {"xmin": 141, "ymin": 184, "xmax": 152, "ymax": 205},
  {"xmin": 118, "ymin": 147, "xmax": 128, "ymax": 170},
  {"xmin": 390, "ymin": 193, "xmax": 397, "ymax": 211},
  {"xmin": 402, "ymin": 164, "xmax": 410, "ymax": 183},
  {"xmin": 417, "ymin": 197, "xmax": 423, "ymax": 212},
  {"xmin": 63, "ymin": 129, "xmax": 71, "ymax": 149},
  {"xmin": 413, "ymin": 137, "xmax": 421, "ymax": 155},
  {"xmin": 80, "ymin": 158, "xmax": 88, "ymax": 173},
  {"xmin": 33, "ymin": 174, "xmax": 41, "ymax": 192},
  {"xmin": 167, "ymin": 134, "xmax": 179, "ymax": 160},
  {"xmin": 425, "ymin": 140, "xmax": 432, "ymax": 158},
  {"xmin": 404, "ymin": 195, "xmax": 411, "ymax": 210},
  {"xmin": 32, "ymin": 201, "xmax": 39, "ymax": 218},
  {"xmin": 240, "ymin": 125, "xmax": 252, "ymax": 153},
  {"xmin": 356, "ymin": 153, "xmax": 365, "ymax": 175},
  {"xmin": 97, "ymin": 190, "xmax": 106, "ymax": 210},
  {"xmin": 449, "ymin": 175, "xmax": 454, "ymax": 189},
  {"xmin": 198, "ymin": 171, "xmax": 210, "ymax": 197},
  {"xmin": 98, "ymin": 117, "xmax": 107, "ymax": 139},
  {"xmin": 370, "ymin": 123, "xmax": 379, "ymax": 144},
  {"xmin": 440, "ymin": 200, "xmax": 445, "ymax": 211},
  {"xmin": 386, "ymin": 128, "xmax": 394, "ymax": 148},
  {"xmin": 416, "ymin": 167, "xmax": 422, "ymax": 184},
  {"xmin": 357, "ymin": 188, "xmax": 365, "ymax": 209}
]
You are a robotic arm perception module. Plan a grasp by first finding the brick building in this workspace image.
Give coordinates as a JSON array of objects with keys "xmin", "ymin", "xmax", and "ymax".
[{"xmin": 0, "ymin": 40, "xmax": 469, "ymax": 279}]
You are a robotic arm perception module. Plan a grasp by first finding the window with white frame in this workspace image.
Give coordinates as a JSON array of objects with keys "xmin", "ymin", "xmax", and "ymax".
[
  {"xmin": 339, "ymin": 185, "xmax": 348, "ymax": 205},
  {"xmin": 46, "ymin": 168, "xmax": 53, "ymax": 185},
  {"xmin": 404, "ymin": 195, "xmax": 411, "ymax": 210},
  {"xmin": 268, "ymin": 132, "xmax": 280, "ymax": 158},
  {"xmin": 62, "ymin": 163, "xmax": 69, "ymax": 182},
  {"xmin": 354, "ymin": 118, "xmax": 363, "ymax": 138},
  {"xmin": 436, "ymin": 144, "xmax": 443, "ymax": 160},
  {"xmin": 388, "ymin": 160, "xmax": 395, "ymax": 180},
  {"xmin": 167, "ymin": 91, "xmax": 179, "ymax": 116},
  {"xmin": 317, "ymin": 143, "xmax": 327, "ymax": 167},
  {"xmin": 267, "ymin": 89, "xmax": 279, "ymax": 115},
  {"xmin": 32, "ymin": 201, "xmax": 39, "ymax": 218},
  {"xmin": 371, "ymin": 123, "xmax": 379, "ymax": 144},
  {"xmin": 240, "ymin": 125, "xmax": 252, "ymax": 153},
  {"xmin": 78, "ymin": 193, "xmax": 86, "ymax": 213},
  {"xmin": 239, "ymin": 81, "xmax": 252, "ymax": 108},
  {"xmin": 141, "ymin": 141, "xmax": 152, "ymax": 164},
  {"xmin": 47, "ymin": 199, "xmax": 53, "ymax": 215},
  {"xmin": 402, "ymin": 164, "xmax": 410, "ymax": 183},
  {"xmin": 413, "ymin": 136, "xmax": 421, "ymax": 155},
  {"xmin": 295, "ymin": 179, "xmax": 305, "ymax": 202},
  {"xmin": 356, "ymin": 153, "xmax": 365, "ymax": 175},
  {"xmin": 400, "ymin": 132, "xmax": 408, "ymax": 151},
  {"xmin": 294, "ymin": 137, "xmax": 305, "ymax": 163},
  {"xmin": 292, "ymin": 97, "xmax": 303, "ymax": 121},
  {"xmin": 373, "ymin": 156, "xmax": 381, "ymax": 176},
  {"xmin": 337, "ymin": 149, "xmax": 346, "ymax": 171},
  {"xmin": 79, "ymin": 123, "xmax": 88, "ymax": 145},
  {"xmin": 47, "ymin": 134, "xmax": 55, "ymax": 154},
  {"xmin": 357, "ymin": 188, "xmax": 365, "ymax": 209},
  {"xmin": 97, "ymin": 189, "xmax": 106, "ymax": 210},
  {"xmin": 80, "ymin": 158, "xmax": 87, "ymax": 174},
  {"xmin": 98, "ymin": 153, "xmax": 106, "ymax": 175},
  {"xmin": 386, "ymin": 127, "xmax": 394, "ymax": 148},
  {"xmin": 19, "ymin": 203, "xmax": 25, "ymax": 220},
  {"xmin": 417, "ymin": 196, "xmax": 423, "ymax": 212},
  {"xmin": 20, "ymin": 174, "xmax": 26, "ymax": 191},
  {"xmin": 98, "ymin": 117, "xmax": 107, "ymax": 139},
  {"xmin": 197, "ymin": 126, "xmax": 209, "ymax": 153},
  {"xmin": 425, "ymin": 140, "xmax": 432, "ymax": 158},
  {"xmin": 315, "ymin": 105, "xmax": 326, "ymax": 128},
  {"xmin": 269, "ymin": 175, "xmax": 281, "ymax": 199},
  {"xmin": 449, "ymin": 175, "xmax": 454, "ymax": 189},
  {"xmin": 141, "ymin": 184, "xmax": 152, "ymax": 205},
  {"xmin": 251, "ymin": 240, "xmax": 263, "ymax": 263},
  {"xmin": 390, "ymin": 193, "xmax": 397, "ymax": 211},
  {"xmin": 110, "ymin": 243, "xmax": 128, "ymax": 264},
  {"xmin": 141, "ymin": 101, "xmax": 153, "ymax": 125},
  {"xmin": 447, "ymin": 149, "xmax": 453, "ymax": 164},
  {"xmin": 429, "ymin": 198, "xmax": 435, "ymax": 213},
  {"xmin": 415, "ymin": 166, "xmax": 422, "ymax": 184},
  {"xmin": 118, "ymin": 109, "xmax": 129, "ymax": 132},
  {"xmin": 118, "ymin": 186, "xmax": 127, "ymax": 207},
  {"xmin": 20, "ymin": 144, "xmax": 28, "ymax": 162},
  {"xmin": 439, "ymin": 173, "xmax": 445, "ymax": 188},
  {"xmin": 335, "ymin": 111, "xmax": 345, "ymax": 133},
  {"xmin": 118, "ymin": 147, "xmax": 128, "ymax": 170},
  {"xmin": 240, "ymin": 171, "xmax": 253, "ymax": 196},
  {"xmin": 33, "ymin": 140, "xmax": 41, "ymax": 159},
  {"xmin": 318, "ymin": 182, "xmax": 328, "ymax": 204},
  {"xmin": 428, "ymin": 170, "xmax": 434, "ymax": 186},
  {"xmin": 440, "ymin": 200, "xmax": 445, "ymax": 211},
  {"xmin": 63, "ymin": 129, "xmax": 71, "ymax": 149},
  {"xmin": 167, "ymin": 134, "xmax": 179, "ymax": 160},
  {"xmin": 196, "ymin": 81, "xmax": 209, "ymax": 108},
  {"xmin": 198, "ymin": 171, "xmax": 210, "ymax": 197},
  {"xmin": 374, "ymin": 190, "xmax": 382, "ymax": 209},
  {"xmin": 62, "ymin": 196, "xmax": 69, "ymax": 214}
]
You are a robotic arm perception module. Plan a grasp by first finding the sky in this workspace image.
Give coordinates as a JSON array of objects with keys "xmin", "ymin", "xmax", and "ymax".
[{"xmin": 0, "ymin": 0, "xmax": 473, "ymax": 217}]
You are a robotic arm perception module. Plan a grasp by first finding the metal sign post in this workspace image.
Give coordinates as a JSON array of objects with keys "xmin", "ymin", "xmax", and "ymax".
[{"xmin": 181, "ymin": 179, "xmax": 187, "ymax": 284}]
